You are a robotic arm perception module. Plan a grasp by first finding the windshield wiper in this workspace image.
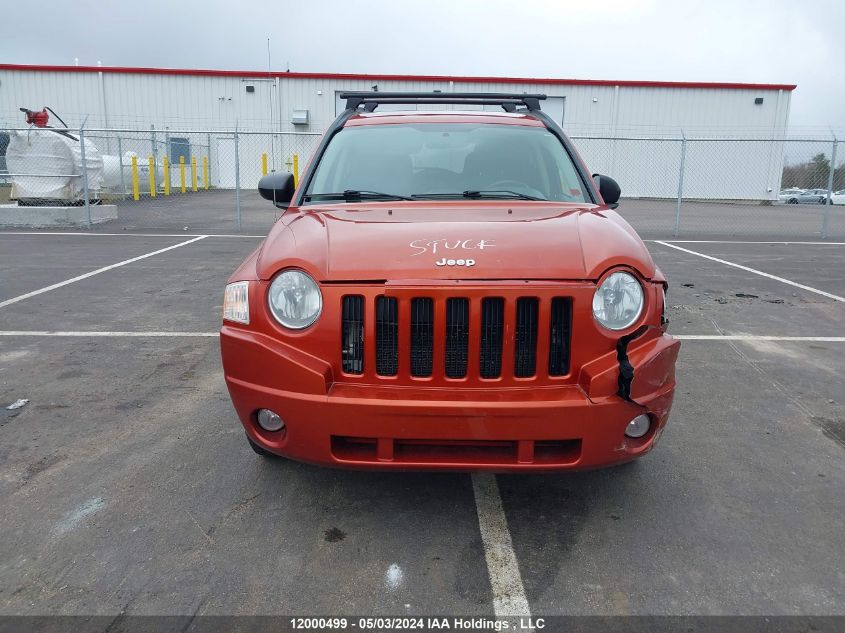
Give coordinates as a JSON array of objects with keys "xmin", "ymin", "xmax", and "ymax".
[
  {"xmin": 304, "ymin": 190, "xmax": 413, "ymax": 202},
  {"xmin": 411, "ymin": 190, "xmax": 546, "ymax": 201}
]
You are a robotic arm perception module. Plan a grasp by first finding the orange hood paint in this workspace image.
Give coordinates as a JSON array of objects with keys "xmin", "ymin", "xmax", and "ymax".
[{"xmin": 255, "ymin": 201, "xmax": 656, "ymax": 282}]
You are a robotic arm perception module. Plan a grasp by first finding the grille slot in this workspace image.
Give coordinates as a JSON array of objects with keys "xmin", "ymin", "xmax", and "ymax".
[
  {"xmin": 548, "ymin": 297, "xmax": 572, "ymax": 376},
  {"xmin": 341, "ymin": 295, "xmax": 364, "ymax": 374},
  {"xmin": 479, "ymin": 297, "xmax": 504, "ymax": 378},
  {"xmin": 445, "ymin": 298, "xmax": 469, "ymax": 378},
  {"xmin": 514, "ymin": 297, "xmax": 539, "ymax": 377},
  {"xmin": 375, "ymin": 296, "xmax": 399, "ymax": 376},
  {"xmin": 410, "ymin": 298, "xmax": 434, "ymax": 377}
]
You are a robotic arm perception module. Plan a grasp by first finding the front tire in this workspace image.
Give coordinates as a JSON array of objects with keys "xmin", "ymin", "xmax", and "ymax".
[
  {"xmin": 247, "ymin": 435, "xmax": 277, "ymax": 458},
  {"xmin": 788, "ymin": 198, "xmax": 798, "ymax": 204}
]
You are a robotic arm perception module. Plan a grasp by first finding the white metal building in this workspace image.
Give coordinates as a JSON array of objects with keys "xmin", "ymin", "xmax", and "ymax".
[{"xmin": 0, "ymin": 64, "xmax": 796, "ymax": 198}]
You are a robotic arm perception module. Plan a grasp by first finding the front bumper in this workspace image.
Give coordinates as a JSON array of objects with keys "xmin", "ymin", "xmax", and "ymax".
[{"xmin": 220, "ymin": 325, "xmax": 680, "ymax": 471}]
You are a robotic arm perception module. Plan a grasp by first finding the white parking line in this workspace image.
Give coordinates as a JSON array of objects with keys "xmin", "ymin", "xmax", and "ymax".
[
  {"xmin": 0, "ymin": 232, "xmax": 264, "ymax": 238},
  {"xmin": 651, "ymin": 240, "xmax": 845, "ymax": 245},
  {"xmin": 471, "ymin": 473, "xmax": 532, "ymax": 620},
  {"xmin": 0, "ymin": 235, "xmax": 209, "ymax": 309},
  {"xmin": 654, "ymin": 240, "xmax": 845, "ymax": 303},
  {"xmin": 2, "ymin": 331, "xmax": 845, "ymax": 343},
  {"xmin": 0, "ymin": 331, "xmax": 218, "ymax": 337},
  {"xmin": 676, "ymin": 335, "xmax": 845, "ymax": 342}
]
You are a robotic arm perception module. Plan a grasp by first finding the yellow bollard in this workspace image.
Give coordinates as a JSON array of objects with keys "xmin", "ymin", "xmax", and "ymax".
[
  {"xmin": 163, "ymin": 155, "xmax": 170, "ymax": 196},
  {"xmin": 293, "ymin": 154, "xmax": 299, "ymax": 187},
  {"xmin": 191, "ymin": 156, "xmax": 198, "ymax": 192},
  {"xmin": 148, "ymin": 156, "xmax": 156, "ymax": 197},
  {"xmin": 180, "ymin": 156, "xmax": 186, "ymax": 193},
  {"xmin": 261, "ymin": 153, "xmax": 268, "ymax": 176},
  {"xmin": 203, "ymin": 156, "xmax": 209, "ymax": 190},
  {"xmin": 131, "ymin": 155, "xmax": 140, "ymax": 201}
]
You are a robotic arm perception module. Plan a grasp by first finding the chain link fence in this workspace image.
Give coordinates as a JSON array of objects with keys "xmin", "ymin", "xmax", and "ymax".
[{"xmin": 1, "ymin": 124, "xmax": 843, "ymax": 238}]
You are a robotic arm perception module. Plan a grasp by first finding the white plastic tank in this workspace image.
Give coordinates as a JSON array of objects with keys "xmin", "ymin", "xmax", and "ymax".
[
  {"xmin": 6, "ymin": 129, "xmax": 103, "ymax": 201},
  {"xmin": 101, "ymin": 152, "xmax": 170, "ymax": 194}
]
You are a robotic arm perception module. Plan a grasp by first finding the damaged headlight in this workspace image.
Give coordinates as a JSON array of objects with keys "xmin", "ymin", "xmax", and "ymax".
[
  {"xmin": 592, "ymin": 271, "xmax": 644, "ymax": 331},
  {"xmin": 268, "ymin": 269, "xmax": 322, "ymax": 329}
]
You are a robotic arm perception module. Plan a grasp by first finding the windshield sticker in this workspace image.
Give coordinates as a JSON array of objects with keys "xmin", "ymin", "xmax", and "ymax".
[{"xmin": 409, "ymin": 239, "xmax": 496, "ymax": 257}]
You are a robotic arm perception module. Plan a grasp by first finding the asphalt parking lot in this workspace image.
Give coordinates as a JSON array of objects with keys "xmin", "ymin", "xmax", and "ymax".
[
  {"xmin": 0, "ymin": 226, "xmax": 843, "ymax": 619},
  {"xmin": 33, "ymin": 188, "xmax": 845, "ymax": 240}
]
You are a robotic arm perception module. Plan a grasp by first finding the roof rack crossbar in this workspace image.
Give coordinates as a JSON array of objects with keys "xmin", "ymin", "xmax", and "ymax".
[{"xmin": 340, "ymin": 91, "xmax": 546, "ymax": 112}]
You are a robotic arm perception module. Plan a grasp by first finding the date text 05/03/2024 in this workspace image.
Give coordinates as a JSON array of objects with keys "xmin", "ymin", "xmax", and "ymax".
[{"xmin": 289, "ymin": 616, "xmax": 546, "ymax": 630}]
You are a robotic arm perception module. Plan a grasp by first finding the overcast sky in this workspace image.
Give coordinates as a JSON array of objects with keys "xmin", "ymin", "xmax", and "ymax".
[{"xmin": 4, "ymin": 0, "xmax": 842, "ymax": 129}]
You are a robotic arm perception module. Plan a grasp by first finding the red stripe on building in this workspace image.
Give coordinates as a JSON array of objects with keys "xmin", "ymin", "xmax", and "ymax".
[{"xmin": 0, "ymin": 64, "xmax": 797, "ymax": 91}]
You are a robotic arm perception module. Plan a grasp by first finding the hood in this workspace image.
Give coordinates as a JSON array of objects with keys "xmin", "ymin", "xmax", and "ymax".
[{"xmin": 256, "ymin": 202, "xmax": 656, "ymax": 282}]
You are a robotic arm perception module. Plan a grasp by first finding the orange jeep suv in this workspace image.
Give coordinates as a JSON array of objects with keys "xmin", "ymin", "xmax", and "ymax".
[{"xmin": 220, "ymin": 92, "xmax": 680, "ymax": 471}]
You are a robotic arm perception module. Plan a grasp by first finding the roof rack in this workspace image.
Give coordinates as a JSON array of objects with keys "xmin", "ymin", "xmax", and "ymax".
[{"xmin": 339, "ymin": 91, "xmax": 547, "ymax": 113}]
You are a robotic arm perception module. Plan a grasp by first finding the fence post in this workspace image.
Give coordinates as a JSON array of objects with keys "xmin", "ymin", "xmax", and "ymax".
[
  {"xmin": 207, "ymin": 132, "xmax": 212, "ymax": 185},
  {"xmin": 234, "ymin": 127, "xmax": 242, "ymax": 231},
  {"xmin": 79, "ymin": 125, "xmax": 92, "ymax": 229},
  {"xmin": 151, "ymin": 125, "xmax": 157, "ymax": 165},
  {"xmin": 148, "ymin": 156, "xmax": 156, "ymax": 197},
  {"xmin": 822, "ymin": 137, "xmax": 837, "ymax": 239},
  {"xmin": 673, "ymin": 132, "xmax": 687, "ymax": 237},
  {"xmin": 131, "ymin": 155, "xmax": 140, "ymax": 201},
  {"xmin": 117, "ymin": 136, "xmax": 127, "ymax": 199},
  {"xmin": 163, "ymin": 155, "xmax": 170, "ymax": 195}
]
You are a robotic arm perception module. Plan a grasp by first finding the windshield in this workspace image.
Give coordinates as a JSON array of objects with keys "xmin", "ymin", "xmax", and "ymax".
[{"xmin": 303, "ymin": 123, "xmax": 590, "ymax": 204}]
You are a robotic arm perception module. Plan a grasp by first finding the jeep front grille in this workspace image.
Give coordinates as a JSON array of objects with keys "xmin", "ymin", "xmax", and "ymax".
[
  {"xmin": 375, "ymin": 296, "xmax": 399, "ymax": 376},
  {"xmin": 340, "ymin": 294, "xmax": 572, "ymax": 382},
  {"xmin": 410, "ymin": 298, "xmax": 434, "ymax": 377},
  {"xmin": 548, "ymin": 297, "xmax": 572, "ymax": 376},
  {"xmin": 341, "ymin": 295, "xmax": 364, "ymax": 374},
  {"xmin": 514, "ymin": 297, "xmax": 539, "ymax": 378},
  {"xmin": 444, "ymin": 298, "xmax": 470, "ymax": 378},
  {"xmin": 479, "ymin": 297, "xmax": 504, "ymax": 378}
]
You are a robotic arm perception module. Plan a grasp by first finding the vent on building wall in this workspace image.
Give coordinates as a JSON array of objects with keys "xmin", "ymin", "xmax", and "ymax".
[
  {"xmin": 754, "ymin": 97, "xmax": 764, "ymax": 105},
  {"xmin": 245, "ymin": 85, "xmax": 255, "ymax": 93}
]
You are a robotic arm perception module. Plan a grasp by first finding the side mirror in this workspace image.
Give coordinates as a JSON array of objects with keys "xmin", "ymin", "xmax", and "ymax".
[
  {"xmin": 592, "ymin": 174, "xmax": 621, "ymax": 209},
  {"xmin": 258, "ymin": 172, "xmax": 296, "ymax": 208}
]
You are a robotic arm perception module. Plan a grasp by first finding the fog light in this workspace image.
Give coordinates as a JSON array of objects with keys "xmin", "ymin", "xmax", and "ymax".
[
  {"xmin": 625, "ymin": 414, "xmax": 651, "ymax": 438},
  {"xmin": 257, "ymin": 409, "xmax": 285, "ymax": 432}
]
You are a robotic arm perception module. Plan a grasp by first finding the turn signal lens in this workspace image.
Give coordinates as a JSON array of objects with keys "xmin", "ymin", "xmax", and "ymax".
[{"xmin": 223, "ymin": 281, "xmax": 250, "ymax": 324}]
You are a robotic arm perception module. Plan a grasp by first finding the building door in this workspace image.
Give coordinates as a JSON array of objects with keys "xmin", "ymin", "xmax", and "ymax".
[
  {"xmin": 543, "ymin": 97, "xmax": 565, "ymax": 126},
  {"xmin": 214, "ymin": 137, "xmax": 235, "ymax": 188}
]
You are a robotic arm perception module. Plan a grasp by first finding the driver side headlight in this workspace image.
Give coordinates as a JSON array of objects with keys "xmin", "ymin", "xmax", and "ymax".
[
  {"xmin": 268, "ymin": 269, "xmax": 322, "ymax": 329},
  {"xmin": 592, "ymin": 271, "xmax": 644, "ymax": 331}
]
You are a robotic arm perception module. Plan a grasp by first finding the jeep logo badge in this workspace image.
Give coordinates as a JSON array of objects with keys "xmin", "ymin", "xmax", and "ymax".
[{"xmin": 435, "ymin": 258, "xmax": 475, "ymax": 267}]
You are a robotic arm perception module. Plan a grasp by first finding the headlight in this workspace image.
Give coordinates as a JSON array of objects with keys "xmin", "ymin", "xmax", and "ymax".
[
  {"xmin": 268, "ymin": 269, "xmax": 322, "ymax": 329},
  {"xmin": 592, "ymin": 271, "xmax": 644, "ymax": 331},
  {"xmin": 223, "ymin": 281, "xmax": 250, "ymax": 324}
]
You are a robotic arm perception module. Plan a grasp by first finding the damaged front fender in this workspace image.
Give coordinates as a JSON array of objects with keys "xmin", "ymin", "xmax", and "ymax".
[{"xmin": 579, "ymin": 327, "xmax": 680, "ymax": 409}]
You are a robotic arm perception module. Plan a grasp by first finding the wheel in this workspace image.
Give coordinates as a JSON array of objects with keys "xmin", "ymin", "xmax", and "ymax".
[
  {"xmin": 820, "ymin": 197, "xmax": 827, "ymax": 204},
  {"xmin": 247, "ymin": 435, "xmax": 277, "ymax": 458},
  {"xmin": 788, "ymin": 198, "xmax": 798, "ymax": 204}
]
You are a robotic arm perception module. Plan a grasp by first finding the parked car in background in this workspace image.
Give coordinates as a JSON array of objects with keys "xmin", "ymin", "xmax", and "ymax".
[
  {"xmin": 831, "ymin": 190, "xmax": 845, "ymax": 205},
  {"xmin": 778, "ymin": 187, "xmax": 804, "ymax": 203},
  {"xmin": 795, "ymin": 188, "xmax": 831, "ymax": 205}
]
